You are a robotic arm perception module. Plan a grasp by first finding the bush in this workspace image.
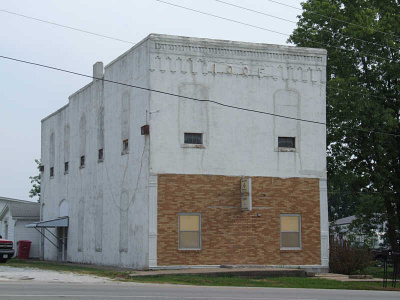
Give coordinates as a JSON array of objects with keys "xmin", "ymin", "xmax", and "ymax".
[{"xmin": 329, "ymin": 238, "xmax": 374, "ymax": 275}]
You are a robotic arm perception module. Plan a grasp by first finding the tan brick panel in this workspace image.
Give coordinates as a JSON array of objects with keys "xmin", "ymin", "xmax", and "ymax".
[{"xmin": 157, "ymin": 174, "xmax": 320, "ymax": 266}]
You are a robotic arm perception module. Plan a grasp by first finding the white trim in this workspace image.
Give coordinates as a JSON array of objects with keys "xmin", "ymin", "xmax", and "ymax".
[
  {"xmin": 148, "ymin": 174, "xmax": 158, "ymax": 268},
  {"xmin": 319, "ymin": 179, "xmax": 329, "ymax": 267}
]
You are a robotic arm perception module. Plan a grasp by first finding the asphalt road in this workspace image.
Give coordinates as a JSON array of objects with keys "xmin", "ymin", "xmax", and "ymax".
[{"xmin": 0, "ymin": 282, "xmax": 399, "ymax": 300}]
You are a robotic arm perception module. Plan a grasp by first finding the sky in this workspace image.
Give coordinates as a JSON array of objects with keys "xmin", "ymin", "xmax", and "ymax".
[{"xmin": 0, "ymin": 0, "xmax": 303, "ymax": 201}]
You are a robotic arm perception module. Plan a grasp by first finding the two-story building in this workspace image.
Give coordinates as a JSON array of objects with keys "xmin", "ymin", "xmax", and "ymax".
[{"xmin": 38, "ymin": 34, "xmax": 328, "ymax": 271}]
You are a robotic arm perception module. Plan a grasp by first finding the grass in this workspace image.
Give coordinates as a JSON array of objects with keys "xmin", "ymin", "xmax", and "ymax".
[
  {"xmin": 5, "ymin": 259, "xmax": 399, "ymax": 291},
  {"xmin": 360, "ymin": 262, "xmax": 394, "ymax": 279}
]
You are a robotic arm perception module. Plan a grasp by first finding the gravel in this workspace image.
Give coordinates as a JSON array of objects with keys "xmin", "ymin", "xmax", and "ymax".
[{"xmin": 0, "ymin": 266, "xmax": 111, "ymax": 283}]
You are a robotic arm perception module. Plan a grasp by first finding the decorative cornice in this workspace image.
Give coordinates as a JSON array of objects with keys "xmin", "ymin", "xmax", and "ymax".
[{"xmin": 154, "ymin": 42, "xmax": 324, "ymax": 64}]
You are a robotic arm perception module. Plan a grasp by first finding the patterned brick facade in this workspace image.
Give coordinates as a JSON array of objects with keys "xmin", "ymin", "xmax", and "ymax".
[{"xmin": 157, "ymin": 174, "xmax": 321, "ymax": 266}]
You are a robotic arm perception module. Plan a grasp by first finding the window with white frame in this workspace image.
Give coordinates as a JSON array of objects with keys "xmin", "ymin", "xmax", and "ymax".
[
  {"xmin": 280, "ymin": 214, "xmax": 301, "ymax": 249},
  {"xmin": 179, "ymin": 213, "xmax": 201, "ymax": 250}
]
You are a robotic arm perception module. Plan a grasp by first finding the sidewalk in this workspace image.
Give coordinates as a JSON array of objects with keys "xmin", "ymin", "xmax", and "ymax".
[{"xmin": 316, "ymin": 273, "xmax": 383, "ymax": 282}]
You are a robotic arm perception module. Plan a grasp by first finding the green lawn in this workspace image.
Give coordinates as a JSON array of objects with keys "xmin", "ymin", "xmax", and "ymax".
[{"xmin": 5, "ymin": 259, "xmax": 399, "ymax": 291}]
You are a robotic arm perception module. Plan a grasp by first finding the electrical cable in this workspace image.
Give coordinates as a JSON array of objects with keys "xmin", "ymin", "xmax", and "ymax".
[
  {"xmin": 0, "ymin": 9, "xmax": 135, "ymax": 45},
  {"xmin": 2, "ymin": 6, "xmax": 398, "ymax": 102},
  {"xmin": 1, "ymin": 54, "xmax": 399, "ymax": 137},
  {"xmin": 156, "ymin": 0, "xmax": 394, "ymax": 62},
  {"xmin": 265, "ymin": 0, "xmax": 400, "ymax": 40},
  {"xmin": 215, "ymin": 0, "xmax": 400, "ymax": 53}
]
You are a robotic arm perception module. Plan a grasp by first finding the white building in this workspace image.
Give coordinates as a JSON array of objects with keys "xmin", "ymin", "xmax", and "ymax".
[
  {"xmin": 0, "ymin": 198, "xmax": 40, "ymax": 258},
  {"xmin": 39, "ymin": 34, "xmax": 328, "ymax": 270}
]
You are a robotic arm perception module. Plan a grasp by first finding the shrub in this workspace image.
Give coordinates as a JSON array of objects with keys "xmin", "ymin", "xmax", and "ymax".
[{"xmin": 329, "ymin": 238, "xmax": 374, "ymax": 275}]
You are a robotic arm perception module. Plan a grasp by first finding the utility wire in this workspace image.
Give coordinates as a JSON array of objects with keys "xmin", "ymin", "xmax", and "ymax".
[
  {"xmin": 156, "ymin": 0, "xmax": 393, "ymax": 63},
  {"xmin": 1, "ymin": 54, "xmax": 399, "ymax": 137},
  {"xmin": 1, "ymin": 6, "xmax": 398, "ymax": 103},
  {"xmin": 265, "ymin": 0, "xmax": 400, "ymax": 40},
  {"xmin": 0, "ymin": 9, "xmax": 135, "ymax": 45},
  {"xmin": 215, "ymin": 0, "xmax": 400, "ymax": 53}
]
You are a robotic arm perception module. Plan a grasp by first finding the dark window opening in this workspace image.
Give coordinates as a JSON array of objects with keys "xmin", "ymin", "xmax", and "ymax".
[
  {"xmin": 184, "ymin": 133, "xmax": 203, "ymax": 145},
  {"xmin": 98, "ymin": 149, "xmax": 104, "ymax": 161},
  {"xmin": 50, "ymin": 167, "xmax": 54, "ymax": 177},
  {"xmin": 64, "ymin": 162, "xmax": 69, "ymax": 173},
  {"xmin": 278, "ymin": 137, "xmax": 295, "ymax": 148},
  {"xmin": 80, "ymin": 156, "xmax": 85, "ymax": 167},
  {"xmin": 123, "ymin": 139, "xmax": 129, "ymax": 152}
]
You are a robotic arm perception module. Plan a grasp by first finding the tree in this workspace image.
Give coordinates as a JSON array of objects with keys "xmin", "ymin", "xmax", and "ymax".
[
  {"xmin": 289, "ymin": 0, "xmax": 400, "ymax": 251},
  {"xmin": 29, "ymin": 159, "xmax": 41, "ymax": 203}
]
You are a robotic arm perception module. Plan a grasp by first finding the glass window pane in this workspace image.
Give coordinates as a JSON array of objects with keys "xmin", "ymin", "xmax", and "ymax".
[
  {"xmin": 180, "ymin": 232, "xmax": 200, "ymax": 248},
  {"xmin": 282, "ymin": 232, "xmax": 300, "ymax": 248},
  {"xmin": 180, "ymin": 215, "xmax": 200, "ymax": 231},
  {"xmin": 281, "ymin": 216, "xmax": 299, "ymax": 232},
  {"xmin": 184, "ymin": 133, "xmax": 203, "ymax": 144},
  {"xmin": 278, "ymin": 137, "xmax": 295, "ymax": 148}
]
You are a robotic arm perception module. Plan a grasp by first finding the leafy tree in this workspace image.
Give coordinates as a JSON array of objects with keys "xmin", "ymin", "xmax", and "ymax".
[
  {"xmin": 289, "ymin": 0, "xmax": 400, "ymax": 251},
  {"xmin": 29, "ymin": 159, "xmax": 41, "ymax": 203}
]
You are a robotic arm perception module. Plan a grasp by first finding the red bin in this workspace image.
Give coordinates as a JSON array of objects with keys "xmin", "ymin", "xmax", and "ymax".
[{"xmin": 18, "ymin": 240, "xmax": 32, "ymax": 259}]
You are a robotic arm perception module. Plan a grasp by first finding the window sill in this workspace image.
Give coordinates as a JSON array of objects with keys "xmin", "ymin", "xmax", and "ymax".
[
  {"xmin": 181, "ymin": 144, "xmax": 205, "ymax": 149},
  {"xmin": 64, "ymin": 171, "xmax": 69, "ymax": 175},
  {"xmin": 98, "ymin": 159, "xmax": 104, "ymax": 163},
  {"xmin": 280, "ymin": 248, "xmax": 302, "ymax": 252},
  {"xmin": 79, "ymin": 165, "xmax": 85, "ymax": 170},
  {"xmin": 275, "ymin": 147, "xmax": 296, "ymax": 152},
  {"xmin": 121, "ymin": 150, "xmax": 129, "ymax": 155},
  {"xmin": 50, "ymin": 176, "xmax": 54, "ymax": 179},
  {"xmin": 178, "ymin": 248, "xmax": 202, "ymax": 251}
]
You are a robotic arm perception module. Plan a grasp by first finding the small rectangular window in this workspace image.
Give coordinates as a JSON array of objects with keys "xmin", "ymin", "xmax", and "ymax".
[
  {"xmin": 123, "ymin": 139, "xmax": 129, "ymax": 152},
  {"xmin": 184, "ymin": 133, "xmax": 203, "ymax": 145},
  {"xmin": 98, "ymin": 149, "xmax": 104, "ymax": 161},
  {"xmin": 50, "ymin": 167, "xmax": 54, "ymax": 177},
  {"xmin": 80, "ymin": 156, "xmax": 85, "ymax": 168},
  {"xmin": 64, "ymin": 162, "xmax": 69, "ymax": 174},
  {"xmin": 281, "ymin": 214, "xmax": 301, "ymax": 249},
  {"xmin": 179, "ymin": 213, "xmax": 201, "ymax": 250},
  {"xmin": 278, "ymin": 137, "xmax": 295, "ymax": 148}
]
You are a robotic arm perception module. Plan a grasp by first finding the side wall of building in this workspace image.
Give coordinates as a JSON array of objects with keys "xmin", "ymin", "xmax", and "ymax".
[
  {"xmin": 41, "ymin": 40, "xmax": 151, "ymax": 268},
  {"xmin": 15, "ymin": 219, "xmax": 41, "ymax": 258}
]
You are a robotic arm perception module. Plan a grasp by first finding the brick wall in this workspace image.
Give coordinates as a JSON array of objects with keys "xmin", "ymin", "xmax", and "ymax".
[{"xmin": 157, "ymin": 174, "xmax": 321, "ymax": 266}]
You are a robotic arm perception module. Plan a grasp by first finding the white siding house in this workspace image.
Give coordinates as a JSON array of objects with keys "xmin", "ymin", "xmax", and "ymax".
[{"xmin": 0, "ymin": 200, "xmax": 41, "ymax": 258}]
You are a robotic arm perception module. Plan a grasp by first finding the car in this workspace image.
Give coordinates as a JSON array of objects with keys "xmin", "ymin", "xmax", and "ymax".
[{"xmin": 0, "ymin": 237, "xmax": 15, "ymax": 263}]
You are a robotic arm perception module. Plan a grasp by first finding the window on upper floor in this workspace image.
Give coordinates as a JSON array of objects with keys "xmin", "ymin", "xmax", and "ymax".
[
  {"xmin": 184, "ymin": 133, "xmax": 203, "ymax": 145},
  {"xmin": 50, "ymin": 167, "xmax": 54, "ymax": 178},
  {"xmin": 122, "ymin": 139, "xmax": 129, "ymax": 155},
  {"xmin": 98, "ymin": 149, "xmax": 104, "ymax": 162},
  {"xmin": 80, "ymin": 156, "xmax": 85, "ymax": 168},
  {"xmin": 278, "ymin": 137, "xmax": 295, "ymax": 149},
  {"xmin": 64, "ymin": 162, "xmax": 69, "ymax": 174}
]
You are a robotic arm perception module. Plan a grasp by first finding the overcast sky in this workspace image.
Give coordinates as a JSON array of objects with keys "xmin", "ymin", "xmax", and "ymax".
[{"xmin": 0, "ymin": 0, "xmax": 303, "ymax": 201}]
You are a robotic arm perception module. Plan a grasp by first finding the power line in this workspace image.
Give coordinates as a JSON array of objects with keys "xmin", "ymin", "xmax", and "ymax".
[
  {"xmin": 265, "ymin": 0, "xmax": 400, "ymax": 40},
  {"xmin": 0, "ymin": 9, "xmax": 135, "ymax": 45},
  {"xmin": 1, "ymin": 54, "xmax": 399, "ymax": 137},
  {"xmin": 156, "ymin": 0, "xmax": 393, "ymax": 63},
  {"xmin": 2, "ymin": 6, "xmax": 398, "ymax": 103},
  {"xmin": 215, "ymin": 0, "xmax": 400, "ymax": 53}
]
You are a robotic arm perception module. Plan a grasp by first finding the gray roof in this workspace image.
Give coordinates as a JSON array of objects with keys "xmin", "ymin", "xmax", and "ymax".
[
  {"xmin": 7, "ymin": 202, "xmax": 40, "ymax": 218},
  {"xmin": 334, "ymin": 215, "xmax": 356, "ymax": 226},
  {"xmin": 0, "ymin": 196, "xmax": 33, "ymax": 203}
]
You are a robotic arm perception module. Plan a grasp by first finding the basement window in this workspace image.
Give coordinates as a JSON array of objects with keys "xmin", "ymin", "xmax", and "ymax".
[
  {"xmin": 179, "ymin": 213, "xmax": 201, "ymax": 250},
  {"xmin": 50, "ymin": 167, "xmax": 54, "ymax": 178},
  {"xmin": 122, "ymin": 139, "xmax": 129, "ymax": 155},
  {"xmin": 80, "ymin": 156, "xmax": 85, "ymax": 168},
  {"xmin": 184, "ymin": 133, "xmax": 203, "ymax": 145},
  {"xmin": 64, "ymin": 162, "xmax": 69, "ymax": 174},
  {"xmin": 278, "ymin": 137, "xmax": 295, "ymax": 149},
  {"xmin": 281, "ymin": 214, "xmax": 301, "ymax": 250},
  {"xmin": 98, "ymin": 149, "xmax": 104, "ymax": 162}
]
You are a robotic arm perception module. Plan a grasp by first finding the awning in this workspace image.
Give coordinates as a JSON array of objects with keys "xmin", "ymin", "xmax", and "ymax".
[{"xmin": 25, "ymin": 216, "xmax": 69, "ymax": 228}]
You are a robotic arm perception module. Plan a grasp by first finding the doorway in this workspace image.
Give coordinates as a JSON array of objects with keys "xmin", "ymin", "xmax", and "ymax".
[{"xmin": 57, "ymin": 227, "xmax": 68, "ymax": 261}]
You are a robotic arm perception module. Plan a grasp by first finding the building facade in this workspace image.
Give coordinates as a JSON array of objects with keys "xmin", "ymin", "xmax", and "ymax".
[{"xmin": 40, "ymin": 34, "xmax": 328, "ymax": 270}]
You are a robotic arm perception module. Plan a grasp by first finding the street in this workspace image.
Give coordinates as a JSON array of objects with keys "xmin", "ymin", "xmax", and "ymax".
[{"xmin": 0, "ymin": 282, "xmax": 398, "ymax": 300}]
